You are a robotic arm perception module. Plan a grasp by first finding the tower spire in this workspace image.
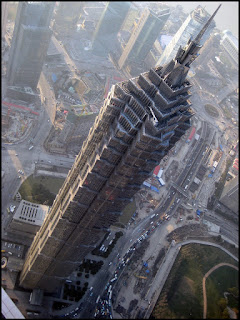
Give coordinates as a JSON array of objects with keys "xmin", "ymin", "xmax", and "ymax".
[
  {"xmin": 194, "ymin": 4, "xmax": 221, "ymax": 44},
  {"xmin": 161, "ymin": 4, "xmax": 221, "ymax": 88},
  {"xmin": 175, "ymin": 4, "xmax": 222, "ymax": 67}
]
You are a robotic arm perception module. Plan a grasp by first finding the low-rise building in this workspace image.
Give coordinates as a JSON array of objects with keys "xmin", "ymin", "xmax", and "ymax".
[{"xmin": 8, "ymin": 200, "xmax": 49, "ymax": 239}]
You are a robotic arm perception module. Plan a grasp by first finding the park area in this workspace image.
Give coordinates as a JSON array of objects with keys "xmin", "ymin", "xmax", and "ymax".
[
  {"xmin": 150, "ymin": 243, "xmax": 238, "ymax": 319},
  {"xmin": 18, "ymin": 174, "xmax": 65, "ymax": 205}
]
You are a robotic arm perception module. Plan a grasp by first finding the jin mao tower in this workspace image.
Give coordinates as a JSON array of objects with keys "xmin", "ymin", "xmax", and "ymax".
[{"xmin": 20, "ymin": 5, "xmax": 221, "ymax": 292}]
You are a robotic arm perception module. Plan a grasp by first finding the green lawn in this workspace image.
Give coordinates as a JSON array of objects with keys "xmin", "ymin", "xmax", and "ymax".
[
  {"xmin": 206, "ymin": 266, "xmax": 238, "ymax": 318},
  {"xmin": 117, "ymin": 199, "xmax": 136, "ymax": 226},
  {"xmin": 18, "ymin": 174, "xmax": 65, "ymax": 205},
  {"xmin": 151, "ymin": 244, "xmax": 238, "ymax": 319}
]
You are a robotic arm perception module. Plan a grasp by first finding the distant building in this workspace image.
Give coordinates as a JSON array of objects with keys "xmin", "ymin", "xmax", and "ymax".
[
  {"xmin": 118, "ymin": 8, "xmax": 170, "ymax": 70},
  {"xmin": 1, "ymin": 1, "xmax": 9, "ymax": 39},
  {"xmin": 46, "ymin": 38, "xmax": 62, "ymax": 61},
  {"xmin": 219, "ymin": 176, "xmax": 238, "ymax": 214},
  {"xmin": 230, "ymin": 158, "xmax": 239, "ymax": 176},
  {"xmin": 6, "ymin": 86, "xmax": 37, "ymax": 102},
  {"xmin": 220, "ymin": 30, "xmax": 238, "ymax": 67},
  {"xmin": 7, "ymin": 2, "xmax": 54, "ymax": 90},
  {"xmin": 8, "ymin": 200, "xmax": 49, "ymax": 239},
  {"xmin": 194, "ymin": 32, "xmax": 221, "ymax": 67},
  {"xmin": 54, "ymin": 2, "xmax": 82, "ymax": 29},
  {"xmin": 156, "ymin": 5, "xmax": 216, "ymax": 66},
  {"xmin": 92, "ymin": 1, "xmax": 131, "ymax": 56}
]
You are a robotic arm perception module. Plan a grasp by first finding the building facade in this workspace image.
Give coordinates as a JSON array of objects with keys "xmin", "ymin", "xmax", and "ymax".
[
  {"xmin": 156, "ymin": 5, "xmax": 216, "ymax": 66},
  {"xmin": 20, "ymin": 6, "xmax": 221, "ymax": 292},
  {"xmin": 219, "ymin": 176, "xmax": 239, "ymax": 214},
  {"xmin": 118, "ymin": 8, "xmax": 170, "ymax": 69},
  {"xmin": 7, "ymin": 2, "xmax": 54, "ymax": 90},
  {"xmin": 92, "ymin": 1, "xmax": 131, "ymax": 56},
  {"xmin": 1, "ymin": 1, "xmax": 9, "ymax": 39}
]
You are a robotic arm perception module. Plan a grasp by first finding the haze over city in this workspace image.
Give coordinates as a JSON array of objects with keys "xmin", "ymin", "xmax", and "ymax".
[{"xmin": 1, "ymin": 1, "xmax": 238, "ymax": 319}]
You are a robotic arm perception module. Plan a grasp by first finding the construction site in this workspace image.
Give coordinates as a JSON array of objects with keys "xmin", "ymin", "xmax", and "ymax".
[{"xmin": 2, "ymin": 99, "xmax": 40, "ymax": 144}]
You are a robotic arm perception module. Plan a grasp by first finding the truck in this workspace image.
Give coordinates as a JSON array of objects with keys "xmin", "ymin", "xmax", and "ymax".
[
  {"xmin": 159, "ymin": 178, "xmax": 165, "ymax": 186},
  {"xmin": 150, "ymin": 213, "xmax": 155, "ymax": 218},
  {"xmin": 29, "ymin": 145, "xmax": 34, "ymax": 151}
]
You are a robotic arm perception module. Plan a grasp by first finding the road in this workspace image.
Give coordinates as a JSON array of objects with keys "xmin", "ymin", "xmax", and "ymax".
[{"xmin": 1, "ymin": 58, "xmax": 76, "ymax": 234}]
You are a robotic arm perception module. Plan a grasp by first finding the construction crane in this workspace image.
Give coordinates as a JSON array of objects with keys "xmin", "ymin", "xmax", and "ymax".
[
  {"xmin": 134, "ymin": 273, "xmax": 147, "ymax": 280},
  {"xmin": 80, "ymin": 19, "xmax": 85, "ymax": 30},
  {"xmin": 73, "ymin": 83, "xmax": 88, "ymax": 115}
]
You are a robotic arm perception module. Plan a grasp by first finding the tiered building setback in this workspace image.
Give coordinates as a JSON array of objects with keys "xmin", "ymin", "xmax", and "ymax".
[{"xmin": 20, "ymin": 5, "xmax": 221, "ymax": 292}]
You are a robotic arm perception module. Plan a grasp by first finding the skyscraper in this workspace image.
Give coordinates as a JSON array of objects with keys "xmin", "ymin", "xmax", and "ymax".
[
  {"xmin": 92, "ymin": 1, "xmax": 131, "ymax": 56},
  {"xmin": 219, "ymin": 176, "xmax": 238, "ymax": 214},
  {"xmin": 157, "ymin": 5, "xmax": 216, "ymax": 66},
  {"xmin": 220, "ymin": 30, "xmax": 238, "ymax": 67},
  {"xmin": 19, "ymin": 5, "xmax": 221, "ymax": 292},
  {"xmin": 118, "ymin": 8, "xmax": 170, "ymax": 69},
  {"xmin": 7, "ymin": 2, "xmax": 55, "ymax": 90}
]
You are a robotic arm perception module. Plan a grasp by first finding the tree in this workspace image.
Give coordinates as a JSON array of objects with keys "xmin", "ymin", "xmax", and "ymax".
[
  {"xmin": 222, "ymin": 308, "xmax": 230, "ymax": 319},
  {"xmin": 227, "ymin": 287, "xmax": 239, "ymax": 297},
  {"xmin": 218, "ymin": 298, "xmax": 227, "ymax": 311}
]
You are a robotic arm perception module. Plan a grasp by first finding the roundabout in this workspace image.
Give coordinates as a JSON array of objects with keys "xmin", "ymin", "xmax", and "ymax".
[{"xmin": 204, "ymin": 104, "xmax": 220, "ymax": 118}]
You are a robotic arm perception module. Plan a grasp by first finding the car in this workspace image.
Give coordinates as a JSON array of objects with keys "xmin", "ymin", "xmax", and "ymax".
[
  {"xmin": 48, "ymin": 160, "xmax": 51, "ymax": 163},
  {"xmin": 18, "ymin": 176, "xmax": 21, "ymax": 179},
  {"xmin": 15, "ymin": 154, "xmax": 18, "ymax": 156}
]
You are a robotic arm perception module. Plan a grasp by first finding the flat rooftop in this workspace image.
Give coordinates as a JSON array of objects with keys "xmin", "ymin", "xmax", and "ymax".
[{"xmin": 13, "ymin": 200, "xmax": 49, "ymax": 226}]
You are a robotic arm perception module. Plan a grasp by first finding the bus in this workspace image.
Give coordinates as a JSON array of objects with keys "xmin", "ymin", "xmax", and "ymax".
[{"xmin": 29, "ymin": 146, "xmax": 34, "ymax": 151}]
